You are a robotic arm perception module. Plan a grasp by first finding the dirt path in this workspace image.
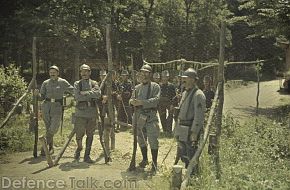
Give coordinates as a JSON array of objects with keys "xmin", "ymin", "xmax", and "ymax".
[
  {"xmin": 0, "ymin": 128, "xmax": 176, "ymax": 190},
  {"xmin": 224, "ymin": 79, "xmax": 290, "ymax": 121}
]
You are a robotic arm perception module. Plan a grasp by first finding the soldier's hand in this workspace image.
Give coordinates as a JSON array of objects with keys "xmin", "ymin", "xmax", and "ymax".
[
  {"xmin": 33, "ymin": 89, "xmax": 39, "ymax": 96},
  {"xmin": 117, "ymin": 95, "xmax": 122, "ymax": 101},
  {"xmin": 80, "ymin": 91, "xmax": 89, "ymax": 95},
  {"xmin": 130, "ymin": 99, "xmax": 143, "ymax": 106}
]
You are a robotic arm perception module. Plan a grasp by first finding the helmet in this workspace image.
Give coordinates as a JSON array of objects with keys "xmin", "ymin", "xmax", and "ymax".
[
  {"xmin": 140, "ymin": 64, "xmax": 152, "ymax": 73},
  {"xmin": 100, "ymin": 70, "xmax": 107, "ymax": 76},
  {"xmin": 80, "ymin": 64, "xmax": 91, "ymax": 71},
  {"xmin": 161, "ymin": 70, "xmax": 170, "ymax": 77},
  {"xmin": 153, "ymin": 72, "xmax": 160, "ymax": 79},
  {"xmin": 49, "ymin": 65, "xmax": 59, "ymax": 72},
  {"xmin": 182, "ymin": 68, "xmax": 199, "ymax": 80},
  {"xmin": 121, "ymin": 70, "xmax": 129, "ymax": 76}
]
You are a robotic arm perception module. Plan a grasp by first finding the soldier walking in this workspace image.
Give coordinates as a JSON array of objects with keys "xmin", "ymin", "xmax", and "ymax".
[
  {"xmin": 174, "ymin": 68, "xmax": 206, "ymax": 174},
  {"xmin": 158, "ymin": 70, "xmax": 176, "ymax": 135},
  {"xmin": 130, "ymin": 64, "xmax": 161, "ymax": 173},
  {"xmin": 35, "ymin": 65, "xmax": 74, "ymax": 156},
  {"xmin": 73, "ymin": 64, "xmax": 101, "ymax": 163}
]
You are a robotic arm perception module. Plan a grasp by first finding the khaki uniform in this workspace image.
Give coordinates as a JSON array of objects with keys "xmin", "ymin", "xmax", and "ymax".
[
  {"xmin": 174, "ymin": 87, "xmax": 206, "ymax": 168},
  {"xmin": 40, "ymin": 77, "xmax": 73, "ymax": 151},
  {"xmin": 73, "ymin": 79, "xmax": 101, "ymax": 160}
]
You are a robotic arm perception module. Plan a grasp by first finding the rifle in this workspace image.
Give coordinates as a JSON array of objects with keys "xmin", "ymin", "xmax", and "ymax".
[
  {"xmin": 128, "ymin": 55, "xmax": 137, "ymax": 171},
  {"xmin": 32, "ymin": 37, "xmax": 39, "ymax": 158},
  {"xmin": 98, "ymin": 72, "xmax": 111, "ymax": 163},
  {"xmin": 60, "ymin": 96, "xmax": 67, "ymax": 137}
]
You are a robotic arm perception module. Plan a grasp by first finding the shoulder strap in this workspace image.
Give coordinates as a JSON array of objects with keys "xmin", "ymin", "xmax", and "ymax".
[
  {"xmin": 79, "ymin": 80, "xmax": 83, "ymax": 91},
  {"xmin": 179, "ymin": 88, "xmax": 198, "ymax": 109}
]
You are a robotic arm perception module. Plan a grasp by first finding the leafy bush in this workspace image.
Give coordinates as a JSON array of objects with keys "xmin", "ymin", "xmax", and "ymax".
[
  {"xmin": 0, "ymin": 64, "xmax": 30, "ymax": 118},
  {"xmin": 188, "ymin": 115, "xmax": 290, "ymax": 189},
  {"xmin": 0, "ymin": 115, "xmax": 33, "ymax": 153}
]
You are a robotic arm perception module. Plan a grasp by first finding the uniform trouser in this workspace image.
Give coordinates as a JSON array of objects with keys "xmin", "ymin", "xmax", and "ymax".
[
  {"xmin": 42, "ymin": 102, "xmax": 62, "ymax": 146},
  {"xmin": 137, "ymin": 121, "xmax": 160, "ymax": 150},
  {"xmin": 74, "ymin": 117, "xmax": 96, "ymax": 157},
  {"xmin": 177, "ymin": 140, "xmax": 198, "ymax": 168},
  {"xmin": 158, "ymin": 103, "xmax": 173, "ymax": 133}
]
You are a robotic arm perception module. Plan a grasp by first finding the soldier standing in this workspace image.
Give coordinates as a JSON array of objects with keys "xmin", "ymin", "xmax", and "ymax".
[
  {"xmin": 117, "ymin": 70, "xmax": 132, "ymax": 127},
  {"xmin": 130, "ymin": 64, "xmax": 161, "ymax": 173},
  {"xmin": 174, "ymin": 68, "xmax": 206, "ymax": 173},
  {"xmin": 73, "ymin": 64, "xmax": 101, "ymax": 163},
  {"xmin": 158, "ymin": 70, "xmax": 176, "ymax": 135},
  {"xmin": 35, "ymin": 65, "xmax": 74, "ymax": 156}
]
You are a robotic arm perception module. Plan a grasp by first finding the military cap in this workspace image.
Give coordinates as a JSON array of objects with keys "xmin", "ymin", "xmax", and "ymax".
[
  {"xmin": 153, "ymin": 72, "xmax": 160, "ymax": 79},
  {"xmin": 100, "ymin": 70, "xmax": 107, "ymax": 76},
  {"xmin": 80, "ymin": 64, "xmax": 91, "ymax": 71},
  {"xmin": 203, "ymin": 75, "xmax": 212, "ymax": 82},
  {"xmin": 121, "ymin": 70, "xmax": 129, "ymax": 76},
  {"xmin": 161, "ymin": 70, "xmax": 170, "ymax": 77},
  {"xmin": 140, "ymin": 64, "xmax": 152, "ymax": 73},
  {"xmin": 182, "ymin": 68, "xmax": 199, "ymax": 80},
  {"xmin": 49, "ymin": 65, "xmax": 59, "ymax": 72}
]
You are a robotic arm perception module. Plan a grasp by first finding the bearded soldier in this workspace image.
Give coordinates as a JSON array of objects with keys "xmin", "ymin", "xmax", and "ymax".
[
  {"xmin": 174, "ymin": 68, "xmax": 206, "ymax": 173},
  {"xmin": 73, "ymin": 64, "xmax": 101, "ymax": 163},
  {"xmin": 158, "ymin": 70, "xmax": 176, "ymax": 135},
  {"xmin": 34, "ymin": 65, "xmax": 74, "ymax": 156},
  {"xmin": 129, "ymin": 64, "xmax": 161, "ymax": 173}
]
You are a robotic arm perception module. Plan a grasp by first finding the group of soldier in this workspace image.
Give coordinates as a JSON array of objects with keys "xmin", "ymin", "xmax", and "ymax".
[{"xmin": 34, "ymin": 63, "xmax": 215, "ymax": 174}]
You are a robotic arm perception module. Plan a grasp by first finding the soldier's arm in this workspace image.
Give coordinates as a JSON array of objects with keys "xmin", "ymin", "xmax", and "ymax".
[
  {"xmin": 63, "ymin": 79, "xmax": 74, "ymax": 95},
  {"xmin": 85, "ymin": 81, "xmax": 101, "ymax": 99},
  {"xmin": 73, "ymin": 81, "xmax": 88, "ymax": 101},
  {"xmin": 141, "ymin": 83, "xmax": 160, "ymax": 109},
  {"xmin": 39, "ymin": 81, "xmax": 46, "ymax": 101},
  {"xmin": 190, "ymin": 91, "xmax": 206, "ymax": 141}
]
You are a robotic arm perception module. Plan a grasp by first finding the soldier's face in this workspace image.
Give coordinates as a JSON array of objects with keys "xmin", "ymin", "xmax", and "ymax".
[
  {"xmin": 153, "ymin": 78, "xmax": 160, "ymax": 83},
  {"xmin": 161, "ymin": 76, "xmax": 169, "ymax": 83},
  {"xmin": 140, "ymin": 71, "xmax": 151, "ymax": 83},
  {"xmin": 49, "ymin": 69, "xmax": 59, "ymax": 80},
  {"xmin": 203, "ymin": 79, "xmax": 210, "ymax": 88},
  {"xmin": 80, "ymin": 69, "xmax": 91, "ymax": 79},
  {"xmin": 184, "ymin": 77, "xmax": 196, "ymax": 90}
]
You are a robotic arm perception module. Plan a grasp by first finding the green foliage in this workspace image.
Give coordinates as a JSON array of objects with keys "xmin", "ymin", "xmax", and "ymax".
[
  {"xmin": 186, "ymin": 115, "xmax": 290, "ymax": 189},
  {"xmin": 0, "ymin": 65, "xmax": 30, "ymax": 117},
  {"xmin": 0, "ymin": 115, "xmax": 33, "ymax": 153}
]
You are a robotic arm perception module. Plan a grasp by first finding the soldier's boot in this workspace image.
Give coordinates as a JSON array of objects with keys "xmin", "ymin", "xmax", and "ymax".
[
  {"xmin": 150, "ymin": 149, "xmax": 158, "ymax": 173},
  {"xmin": 84, "ymin": 136, "xmax": 95, "ymax": 164},
  {"xmin": 138, "ymin": 146, "xmax": 149, "ymax": 168},
  {"xmin": 74, "ymin": 140, "xmax": 83, "ymax": 162}
]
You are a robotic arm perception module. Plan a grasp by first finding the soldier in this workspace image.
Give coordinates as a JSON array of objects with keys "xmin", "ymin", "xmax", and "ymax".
[
  {"xmin": 158, "ymin": 70, "xmax": 176, "ymax": 135},
  {"xmin": 174, "ymin": 68, "xmax": 206, "ymax": 174},
  {"xmin": 73, "ymin": 64, "xmax": 101, "ymax": 163},
  {"xmin": 203, "ymin": 75, "xmax": 215, "ymax": 109},
  {"xmin": 129, "ymin": 64, "xmax": 161, "ymax": 173},
  {"xmin": 117, "ymin": 70, "xmax": 132, "ymax": 127},
  {"xmin": 35, "ymin": 65, "xmax": 74, "ymax": 156},
  {"xmin": 152, "ymin": 72, "xmax": 161, "ymax": 84},
  {"xmin": 98, "ymin": 70, "xmax": 116, "ymax": 152}
]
